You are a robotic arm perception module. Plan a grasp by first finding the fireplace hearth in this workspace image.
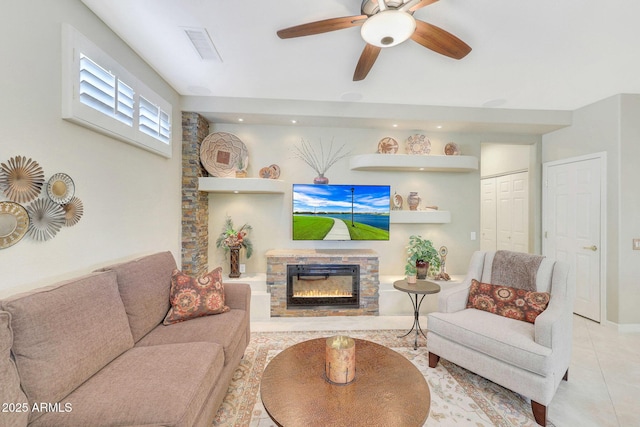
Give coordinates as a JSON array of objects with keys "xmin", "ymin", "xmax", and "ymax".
[{"xmin": 287, "ymin": 264, "xmax": 359, "ymax": 309}]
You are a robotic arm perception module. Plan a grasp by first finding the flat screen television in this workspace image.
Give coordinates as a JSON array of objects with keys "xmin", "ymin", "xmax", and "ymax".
[{"xmin": 292, "ymin": 184, "xmax": 390, "ymax": 241}]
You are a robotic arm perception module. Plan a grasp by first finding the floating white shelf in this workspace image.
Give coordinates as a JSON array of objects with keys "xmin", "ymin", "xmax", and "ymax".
[
  {"xmin": 349, "ymin": 154, "xmax": 478, "ymax": 172},
  {"xmin": 390, "ymin": 210, "xmax": 451, "ymax": 224},
  {"xmin": 198, "ymin": 177, "xmax": 287, "ymax": 194}
]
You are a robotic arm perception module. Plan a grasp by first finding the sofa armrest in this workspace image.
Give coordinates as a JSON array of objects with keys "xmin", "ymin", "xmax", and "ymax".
[
  {"xmin": 534, "ymin": 296, "xmax": 570, "ymax": 348},
  {"xmin": 534, "ymin": 260, "xmax": 573, "ymax": 361},
  {"xmin": 436, "ymin": 251, "xmax": 486, "ymax": 313},
  {"xmin": 224, "ymin": 283, "xmax": 251, "ymax": 311},
  {"xmin": 437, "ymin": 279, "xmax": 472, "ymax": 313}
]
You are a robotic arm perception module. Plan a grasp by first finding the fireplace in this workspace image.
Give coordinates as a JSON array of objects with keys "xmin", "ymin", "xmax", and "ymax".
[
  {"xmin": 287, "ymin": 264, "xmax": 359, "ymax": 309},
  {"xmin": 266, "ymin": 249, "xmax": 379, "ymax": 317}
]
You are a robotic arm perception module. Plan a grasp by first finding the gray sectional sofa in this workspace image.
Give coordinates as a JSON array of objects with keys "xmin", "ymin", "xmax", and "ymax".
[{"xmin": 0, "ymin": 251, "xmax": 251, "ymax": 427}]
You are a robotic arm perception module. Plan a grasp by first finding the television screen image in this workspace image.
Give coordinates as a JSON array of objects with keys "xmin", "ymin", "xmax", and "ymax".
[{"xmin": 292, "ymin": 184, "xmax": 390, "ymax": 241}]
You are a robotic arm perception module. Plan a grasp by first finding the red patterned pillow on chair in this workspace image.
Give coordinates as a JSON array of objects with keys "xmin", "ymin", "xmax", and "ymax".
[
  {"xmin": 466, "ymin": 279, "xmax": 550, "ymax": 323},
  {"xmin": 163, "ymin": 267, "xmax": 230, "ymax": 325}
]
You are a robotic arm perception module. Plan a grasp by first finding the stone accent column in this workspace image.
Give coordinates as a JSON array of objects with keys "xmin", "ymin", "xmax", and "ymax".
[{"xmin": 181, "ymin": 112, "xmax": 209, "ymax": 276}]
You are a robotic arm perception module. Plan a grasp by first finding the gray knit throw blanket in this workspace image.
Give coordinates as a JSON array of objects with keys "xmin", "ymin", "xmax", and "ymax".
[{"xmin": 491, "ymin": 250, "xmax": 545, "ymax": 291}]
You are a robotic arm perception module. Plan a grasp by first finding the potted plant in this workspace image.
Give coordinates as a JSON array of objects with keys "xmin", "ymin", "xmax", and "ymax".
[
  {"xmin": 216, "ymin": 216, "xmax": 253, "ymax": 277},
  {"xmin": 404, "ymin": 261, "xmax": 418, "ymax": 284},
  {"xmin": 406, "ymin": 235, "xmax": 441, "ymax": 280}
]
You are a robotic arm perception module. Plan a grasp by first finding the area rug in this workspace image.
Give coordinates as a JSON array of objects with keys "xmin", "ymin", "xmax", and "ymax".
[{"xmin": 212, "ymin": 330, "xmax": 553, "ymax": 427}]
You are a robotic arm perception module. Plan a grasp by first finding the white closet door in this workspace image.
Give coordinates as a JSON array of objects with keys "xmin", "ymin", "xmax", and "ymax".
[
  {"xmin": 482, "ymin": 172, "xmax": 529, "ymax": 252},
  {"xmin": 480, "ymin": 178, "xmax": 497, "ymax": 251},
  {"xmin": 496, "ymin": 175, "xmax": 513, "ymax": 250},
  {"xmin": 509, "ymin": 172, "xmax": 529, "ymax": 252}
]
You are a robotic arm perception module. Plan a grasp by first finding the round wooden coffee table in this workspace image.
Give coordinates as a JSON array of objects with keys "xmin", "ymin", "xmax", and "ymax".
[{"xmin": 260, "ymin": 338, "xmax": 430, "ymax": 426}]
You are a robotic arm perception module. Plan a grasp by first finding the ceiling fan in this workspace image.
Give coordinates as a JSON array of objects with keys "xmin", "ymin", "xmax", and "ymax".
[{"xmin": 277, "ymin": 0, "xmax": 471, "ymax": 81}]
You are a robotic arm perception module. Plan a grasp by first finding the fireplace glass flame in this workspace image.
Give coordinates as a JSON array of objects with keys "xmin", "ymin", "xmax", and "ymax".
[{"xmin": 286, "ymin": 264, "xmax": 360, "ymax": 309}]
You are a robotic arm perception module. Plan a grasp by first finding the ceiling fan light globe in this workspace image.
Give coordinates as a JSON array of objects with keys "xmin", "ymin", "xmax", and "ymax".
[{"xmin": 360, "ymin": 10, "xmax": 416, "ymax": 48}]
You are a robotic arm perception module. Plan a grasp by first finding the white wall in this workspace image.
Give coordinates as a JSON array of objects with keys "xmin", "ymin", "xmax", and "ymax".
[
  {"xmin": 618, "ymin": 95, "xmax": 640, "ymax": 325},
  {"xmin": 481, "ymin": 143, "xmax": 531, "ymax": 177},
  {"xmin": 0, "ymin": 1, "xmax": 182, "ymax": 297},
  {"xmin": 542, "ymin": 94, "xmax": 640, "ymax": 325},
  {"xmin": 204, "ymin": 123, "xmax": 540, "ymax": 278}
]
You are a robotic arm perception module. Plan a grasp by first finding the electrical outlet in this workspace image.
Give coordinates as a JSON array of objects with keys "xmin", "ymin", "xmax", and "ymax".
[
  {"xmin": 239, "ymin": 263, "xmax": 246, "ymax": 273},
  {"xmin": 633, "ymin": 239, "xmax": 640, "ymax": 251}
]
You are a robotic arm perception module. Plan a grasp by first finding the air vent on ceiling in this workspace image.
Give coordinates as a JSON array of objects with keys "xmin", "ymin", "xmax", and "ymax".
[{"xmin": 182, "ymin": 27, "xmax": 222, "ymax": 62}]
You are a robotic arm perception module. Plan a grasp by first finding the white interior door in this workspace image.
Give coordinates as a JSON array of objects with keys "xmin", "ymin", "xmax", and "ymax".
[
  {"xmin": 480, "ymin": 178, "xmax": 497, "ymax": 251},
  {"xmin": 543, "ymin": 155, "xmax": 603, "ymax": 322}
]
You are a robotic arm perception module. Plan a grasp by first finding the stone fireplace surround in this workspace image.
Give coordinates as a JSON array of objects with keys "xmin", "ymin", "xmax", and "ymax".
[{"xmin": 266, "ymin": 249, "xmax": 379, "ymax": 317}]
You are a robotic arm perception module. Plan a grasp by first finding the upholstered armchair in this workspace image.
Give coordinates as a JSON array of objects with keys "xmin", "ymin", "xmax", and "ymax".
[{"xmin": 427, "ymin": 250, "xmax": 574, "ymax": 426}]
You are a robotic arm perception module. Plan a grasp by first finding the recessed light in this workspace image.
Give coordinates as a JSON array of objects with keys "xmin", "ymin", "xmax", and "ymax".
[
  {"xmin": 238, "ymin": 118, "xmax": 244, "ymax": 122},
  {"xmin": 233, "ymin": 190, "xmax": 239, "ymax": 194},
  {"xmin": 291, "ymin": 119, "xmax": 297, "ymax": 124},
  {"xmin": 392, "ymin": 124, "xmax": 398, "ymax": 128},
  {"xmin": 419, "ymin": 167, "xmax": 425, "ymax": 171},
  {"xmin": 436, "ymin": 125, "xmax": 442, "ymax": 129}
]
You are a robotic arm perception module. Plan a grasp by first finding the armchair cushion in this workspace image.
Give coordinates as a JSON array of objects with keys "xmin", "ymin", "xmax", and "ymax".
[
  {"xmin": 428, "ymin": 309, "xmax": 553, "ymax": 376},
  {"xmin": 466, "ymin": 279, "xmax": 550, "ymax": 324}
]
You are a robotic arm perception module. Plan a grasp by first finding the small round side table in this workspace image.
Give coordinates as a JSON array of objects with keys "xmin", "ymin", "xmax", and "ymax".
[{"xmin": 393, "ymin": 279, "xmax": 441, "ymax": 350}]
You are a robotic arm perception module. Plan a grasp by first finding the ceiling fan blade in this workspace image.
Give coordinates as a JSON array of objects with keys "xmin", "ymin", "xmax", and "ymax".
[
  {"xmin": 277, "ymin": 15, "xmax": 367, "ymax": 39},
  {"xmin": 401, "ymin": 0, "xmax": 439, "ymax": 13},
  {"xmin": 353, "ymin": 44, "xmax": 382, "ymax": 81},
  {"xmin": 411, "ymin": 20, "xmax": 471, "ymax": 59}
]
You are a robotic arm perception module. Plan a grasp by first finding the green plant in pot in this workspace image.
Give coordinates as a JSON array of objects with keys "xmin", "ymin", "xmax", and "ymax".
[
  {"xmin": 404, "ymin": 260, "xmax": 418, "ymax": 284},
  {"xmin": 406, "ymin": 235, "xmax": 441, "ymax": 280}
]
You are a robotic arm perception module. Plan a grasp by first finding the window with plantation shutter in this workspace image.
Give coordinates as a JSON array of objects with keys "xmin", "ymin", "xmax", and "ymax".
[
  {"xmin": 79, "ymin": 54, "xmax": 134, "ymax": 126},
  {"xmin": 62, "ymin": 24, "xmax": 173, "ymax": 158},
  {"xmin": 139, "ymin": 96, "xmax": 170, "ymax": 143}
]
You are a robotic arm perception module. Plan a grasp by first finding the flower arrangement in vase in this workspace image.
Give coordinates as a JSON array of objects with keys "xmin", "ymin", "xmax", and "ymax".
[{"xmin": 215, "ymin": 216, "xmax": 253, "ymax": 277}]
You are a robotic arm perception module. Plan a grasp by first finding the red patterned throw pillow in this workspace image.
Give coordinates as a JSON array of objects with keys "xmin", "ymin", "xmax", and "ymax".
[
  {"xmin": 163, "ymin": 267, "xmax": 230, "ymax": 325},
  {"xmin": 466, "ymin": 279, "xmax": 550, "ymax": 324}
]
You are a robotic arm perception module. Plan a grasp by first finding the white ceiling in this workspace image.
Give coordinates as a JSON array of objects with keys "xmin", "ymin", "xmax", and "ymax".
[{"xmin": 81, "ymin": 0, "xmax": 640, "ymax": 131}]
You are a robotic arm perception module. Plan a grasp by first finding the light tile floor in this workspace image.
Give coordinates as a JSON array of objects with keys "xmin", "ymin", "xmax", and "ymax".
[{"xmin": 252, "ymin": 314, "xmax": 640, "ymax": 427}]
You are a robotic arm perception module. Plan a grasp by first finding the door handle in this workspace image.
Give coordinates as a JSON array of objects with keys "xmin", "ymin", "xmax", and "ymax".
[{"xmin": 583, "ymin": 245, "xmax": 598, "ymax": 251}]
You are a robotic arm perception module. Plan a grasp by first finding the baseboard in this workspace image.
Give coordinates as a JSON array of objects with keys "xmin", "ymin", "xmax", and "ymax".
[{"xmin": 602, "ymin": 319, "xmax": 640, "ymax": 333}]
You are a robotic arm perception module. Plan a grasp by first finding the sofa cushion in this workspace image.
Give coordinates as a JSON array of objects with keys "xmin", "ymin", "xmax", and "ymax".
[
  {"xmin": 0, "ymin": 271, "xmax": 134, "ymax": 421},
  {"xmin": 466, "ymin": 279, "xmax": 550, "ymax": 324},
  {"xmin": 428, "ymin": 309, "xmax": 553, "ymax": 375},
  {"xmin": 0, "ymin": 311, "xmax": 29, "ymax": 427},
  {"xmin": 97, "ymin": 251, "xmax": 176, "ymax": 342},
  {"xmin": 29, "ymin": 342, "xmax": 225, "ymax": 427},
  {"xmin": 138, "ymin": 308, "xmax": 248, "ymax": 366},
  {"xmin": 163, "ymin": 267, "xmax": 230, "ymax": 325}
]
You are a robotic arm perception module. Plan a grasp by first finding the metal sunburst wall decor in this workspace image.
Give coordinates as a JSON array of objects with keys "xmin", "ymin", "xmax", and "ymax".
[
  {"xmin": 0, "ymin": 154, "xmax": 85, "ymax": 248},
  {"xmin": 0, "ymin": 155, "xmax": 45, "ymax": 203}
]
